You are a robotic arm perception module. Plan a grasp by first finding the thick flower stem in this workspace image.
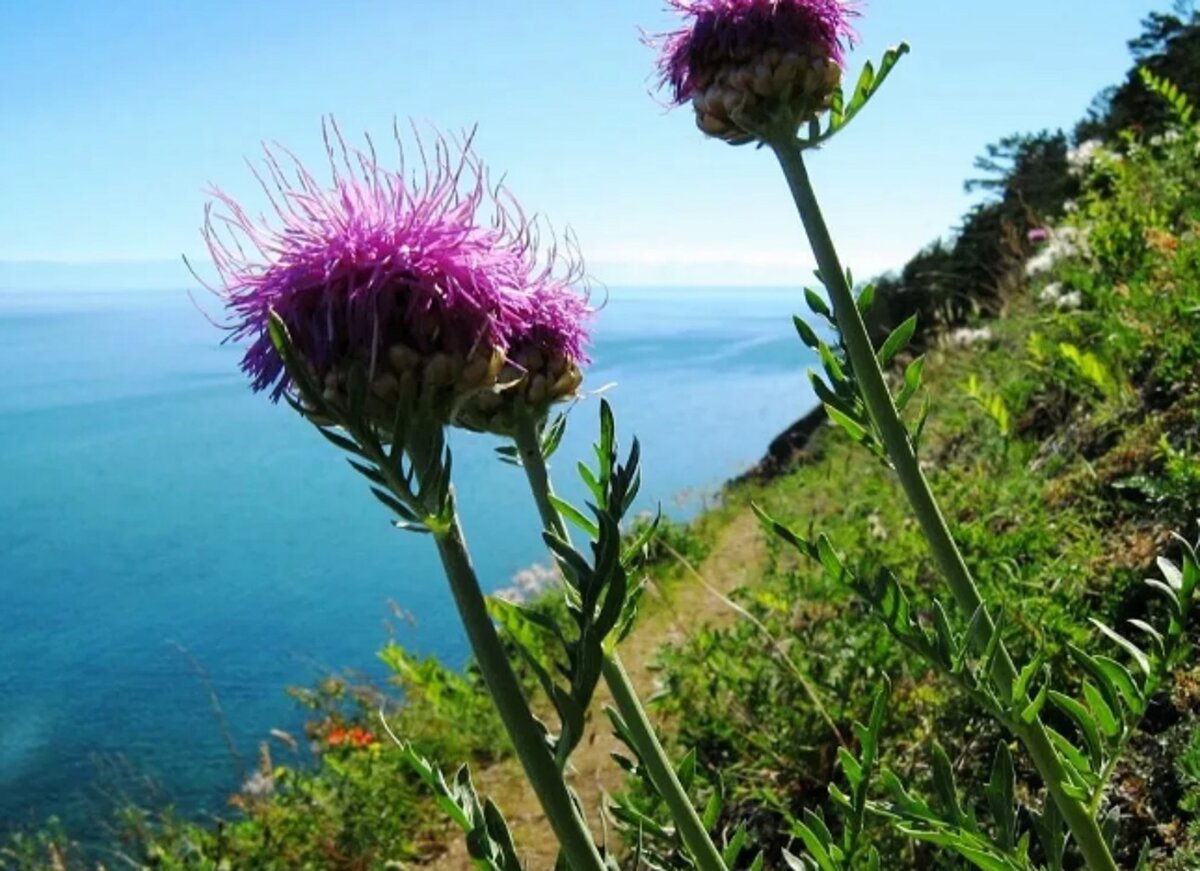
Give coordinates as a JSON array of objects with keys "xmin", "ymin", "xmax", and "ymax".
[
  {"xmin": 394, "ymin": 434, "xmax": 607, "ymax": 871},
  {"xmin": 769, "ymin": 140, "xmax": 1118, "ymax": 871},
  {"xmin": 513, "ymin": 414, "xmax": 729, "ymax": 871},
  {"xmin": 432, "ymin": 520, "xmax": 606, "ymax": 870}
]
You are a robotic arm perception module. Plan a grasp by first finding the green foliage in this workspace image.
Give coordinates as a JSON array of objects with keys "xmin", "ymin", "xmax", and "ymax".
[
  {"xmin": 12, "ymin": 12, "xmax": 1200, "ymax": 871},
  {"xmin": 797, "ymin": 43, "xmax": 911, "ymax": 150},
  {"xmin": 497, "ymin": 400, "xmax": 653, "ymax": 770},
  {"xmin": 1078, "ymin": 6, "xmax": 1200, "ymax": 142},
  {"xmin": 964, "ymin": 374, "xmax": 1013, "ymax": 439},
  {"xmin": 642, "ymin": 65, "xmax": 1200, "ymax": 869}
]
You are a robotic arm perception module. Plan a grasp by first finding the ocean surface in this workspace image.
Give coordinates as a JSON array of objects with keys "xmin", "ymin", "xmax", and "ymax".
[{"xmin": 0, "ymin": 286, "xmax": 817, "ymax": 839}]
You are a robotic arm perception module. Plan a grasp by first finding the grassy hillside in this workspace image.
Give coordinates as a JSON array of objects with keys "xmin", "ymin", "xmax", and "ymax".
[{"xmin": 7, "ymin": 10, "xmax": 1200, "ymax": 871}]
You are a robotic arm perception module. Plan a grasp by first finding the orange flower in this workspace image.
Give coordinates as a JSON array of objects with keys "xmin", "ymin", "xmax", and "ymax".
[
  {"xmin": 325, "ymin": 726, "xmax": 349, "ymax": 747},
  {"xmin": 348, "ymin": 727, "xmax": 376, "ymax": 748}
]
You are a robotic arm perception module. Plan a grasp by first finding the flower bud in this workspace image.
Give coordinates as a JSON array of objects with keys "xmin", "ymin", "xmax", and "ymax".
[
  {"xmin": 388, "ymin": 344, "xmax": 421, "ymax": 373},
  {"xmin": 653, "ymin": 0, "xmax": 856, "ymax": 144},
  {"xmin": 372, "ymin": 372, "xmax": 399, "ymax": 400}
]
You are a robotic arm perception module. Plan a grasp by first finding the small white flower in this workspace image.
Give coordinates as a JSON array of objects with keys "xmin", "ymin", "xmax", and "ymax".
[
  {"xmin": 241, "ymin": 770, "xmax": 275, "ymax": 799},
  {"xmin": 1058, "ymin": 290, "xmax": 1083, "ymax": 310},
  {"xmin": 1026, "ymin": 227, "xmax": 1090, "ymax": 276},
  {"xmin": 493, "ymin": 562, "xmax": 560, "ymax": 603},
  {"xmin": 1067, "ymin": 139, "xmax": 1104, "ymax": 176},
  {"xmin": 1037, "ymin": 282, "xmax": 1081, "ymax": 311},
  {"xmin": 945, "ymin": 327, "xmax": 993, "ymax": 348},
  {"xmin": 1150, "ymin": 128, "xmax": 1183, "ymax": 147}
]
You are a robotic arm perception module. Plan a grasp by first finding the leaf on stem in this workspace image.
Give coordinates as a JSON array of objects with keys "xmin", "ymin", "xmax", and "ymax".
[{"xmin": 877, "ymin": 315, "xmax": 918, "ymax": 368}]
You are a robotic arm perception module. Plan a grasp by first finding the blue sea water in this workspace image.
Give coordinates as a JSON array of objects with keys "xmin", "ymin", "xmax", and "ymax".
[{"xmin": 0, "ymin": 286, "xmax": 816, "ymax": 837}]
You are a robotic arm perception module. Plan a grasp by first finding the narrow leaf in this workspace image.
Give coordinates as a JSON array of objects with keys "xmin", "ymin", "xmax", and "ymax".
[
  {"xmin": 1091, "ymin": 619, "xmax": 1152, "ymax": 676},
  {"xmin": 805, "ymin": 288, "xmax": 832, "ymax": 319},
  {"xmin": 548, "ymin": 495, "xmax": 599, "ymax": 537},
  {"xmin": 877, "ymin": 315, "xmax": 917, "ymax": 367},
  {"xmin": 857, "ymin": 283, "xmax": 877, "ymax": 314},
  {"xmin": 986, "ymin": 742, "xmax": 1017, "ymax": 851}
]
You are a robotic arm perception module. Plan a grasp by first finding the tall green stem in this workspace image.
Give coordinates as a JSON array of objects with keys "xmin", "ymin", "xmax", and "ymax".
[
  {"xmin": 513, "ymin": 413, "xmax": 729, "ymax": 871},
  {"xmin": 769, "ymin": 140, "xmax": 1118, "ymax": 871},
  {"xmin": 394, "ymin": 433, "xmax": 607, "ymax": 871}
]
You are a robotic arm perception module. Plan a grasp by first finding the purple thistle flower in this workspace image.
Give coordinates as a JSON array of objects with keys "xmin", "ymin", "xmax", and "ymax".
[
  {"xmin": 199, "ymin": 120, "xmax": 591, "ymax": 421},
  {"xmin": 651, "ymin": 0, "xmax": 858, "ymax": 143}
]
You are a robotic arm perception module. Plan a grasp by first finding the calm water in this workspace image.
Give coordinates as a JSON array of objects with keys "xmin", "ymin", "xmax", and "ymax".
[{"xmin": 0, "ymin": 287, "xmax": 815, "ymax": 837}]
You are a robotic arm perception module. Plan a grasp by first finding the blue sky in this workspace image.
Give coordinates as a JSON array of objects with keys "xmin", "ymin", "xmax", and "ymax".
[{"xmin": 0, "ymin": 1, "xmax": 1160, "ymax": 287}]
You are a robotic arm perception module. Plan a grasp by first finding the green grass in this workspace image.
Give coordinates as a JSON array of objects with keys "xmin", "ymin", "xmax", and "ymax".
[{"xmin": 637, "ymin": 119, "xmax": 1200, "ymax": 869}]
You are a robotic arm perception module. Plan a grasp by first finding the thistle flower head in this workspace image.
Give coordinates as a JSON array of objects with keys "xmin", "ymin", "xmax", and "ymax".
[
  {"xmin": 653, "ymin": 0, "xmax": 858, "ymax": 144},
  {"xmin": 200, "ymin": 121, "xmax": 591, "ymax": 435}
]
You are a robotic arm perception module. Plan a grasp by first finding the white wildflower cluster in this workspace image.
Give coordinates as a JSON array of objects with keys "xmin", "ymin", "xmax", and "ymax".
[
  {"xmin": 943, "ymin": 326, "xmax": 993, "ymax": 349},
  {"xmin": 1067, "ymin": 139, "xmax": 1105, "ymax": 177},
  {"xmin": 1149, "ymin": 128, "xmax": 1184, "ymax": 147},
  {"xmin": 241, "ymin": 769, "xmax": 275, "ymax": 800},
  {"xmin": 1038, "ymin": 282, "xmax": 1083, "ymax": 311},
  {"xmin": 493, "ymin": 562, "xmax": 561, "ymax": 604},
  {"xmin": 239, "ymin": 741, "xmax": 276, "ymax": 801},
  {"xmin": 1026, "ymin": 226, "xmax": 1090, "ymax": 277}
]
